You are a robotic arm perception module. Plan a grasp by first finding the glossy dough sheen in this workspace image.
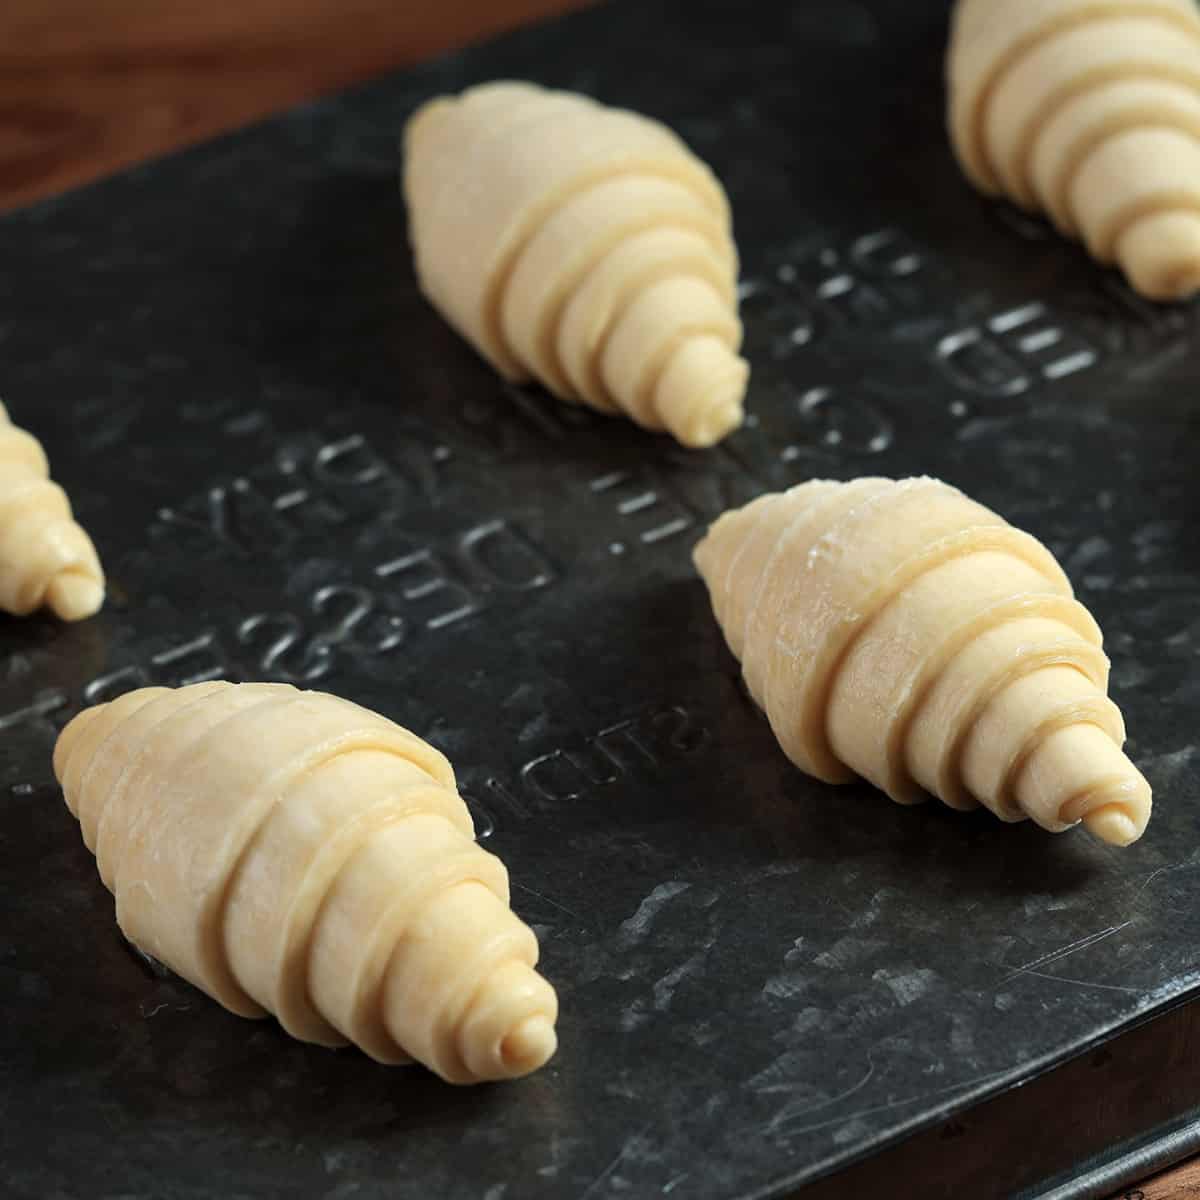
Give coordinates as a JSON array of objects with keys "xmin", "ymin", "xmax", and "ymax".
[
  {"xmin": 0, "ymin": 400, "xmax": 104, "ymax": 620},
  {"xmin": 694, "ymin": 477, "xmax": 1152, "ymax": 846},
  {"xmin": 53, "ymin": 682, "xmax": 559, "ymax": 1084},
  {"xmin": 403, "ymin": 80, "xmax": 748, "ymax": 448},
  {"xmin": 948, "ymin": 0, "xmax": 1200, "ymax": 299}
]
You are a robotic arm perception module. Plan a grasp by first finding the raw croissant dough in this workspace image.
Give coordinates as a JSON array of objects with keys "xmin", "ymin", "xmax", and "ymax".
[
  {"xmin": 948, "ymin": 0, "xmax": 1200, "ymax": 300},
  {"xmin": 403, "ymin": 80, "xmax": 748, "ymax": 447},
  {"xmin": 53, "ymin": 682, "xmax": 558, "ymax": 1084},
  {"xmin": 0, "ymin": 401, "xmax": 104, "ymax": 620},
  {"xmin": 694, "ymin": 477, "xmax": 1152, "ymax": 845}
]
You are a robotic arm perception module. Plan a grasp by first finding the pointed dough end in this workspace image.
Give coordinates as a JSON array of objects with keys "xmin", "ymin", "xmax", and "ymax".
[
  {"xmin": 1081, "ymin": 804, "xmax": 1144, "ymax": 847},
  {"xmin": 656, "ymin": 336, "xmax": 748, "ymax": 448},
  {"xmin": 1116, "ymin": 210, "xmax": 1200, "ymax": 302},
  {"xmin": 45, "ymin": 571, "xmax": 104, "ymax": 621},
  {"xmin": 53, "ymin": 704, "xmax": 104, "ymax": 787},
  {"xmin": 500, "ymin": 1014, "xmax": 558, "ymax": 1078}
]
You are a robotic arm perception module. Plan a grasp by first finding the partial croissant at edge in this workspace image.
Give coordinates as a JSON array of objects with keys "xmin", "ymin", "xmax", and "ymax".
[
  {"xmin": 53, "ymin": 682, "xmax": 559, "ymax": 1084},
  {"xmin": 693, "ymin": 477, "xmax": 1152, "ymax": 846},
  {"xmin": 403, "ymin": 80, "xmax": 749, "ymax": 447},
  {"xmin": 947, "ymin": 0, "xmax": 1200, "ymax": 300},
  {"xmin": 0, "ymin": 400, "xmax": 104, "ymax": 620}
]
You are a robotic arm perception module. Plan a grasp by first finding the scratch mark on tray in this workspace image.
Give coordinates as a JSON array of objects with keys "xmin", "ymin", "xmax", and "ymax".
[
  {"xmin": 1022, "ymin": 969, "xmax": 1138, "ymax": 994},
  {"xmin": 999, "ymin": 858, "xmax": 1200, "ymax": 989},
  {"xmin": 578, "ymin": 1123, "xmax": 651, "ymax": 1200},
  {"xmin": 1000, "ymin": 922, "xmax": 1131, "ymax": 983},
  {"xmin": 768, "ymin": 1055, "xmax": 877, "ymax": 1134},
  {"xmin": 1131, "ymin": 858, "xmax": 1198, "ymax": 904},
  {"xmin": 511, "ymin": 881, "xmax": 587, "ymax": 928},
  {"xmin": 773, "ymin": 1066, "xmax": 1013, "ymax": 1141}
]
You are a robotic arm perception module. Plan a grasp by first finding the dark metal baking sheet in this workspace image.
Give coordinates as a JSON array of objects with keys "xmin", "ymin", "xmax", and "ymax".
[{"xmin": 2, "ymin": 1, "xmax": 1200, "ymax": 1197}]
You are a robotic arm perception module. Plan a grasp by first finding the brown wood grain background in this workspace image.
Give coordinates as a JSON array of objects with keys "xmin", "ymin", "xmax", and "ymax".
[
  {"xmin": 0, "ymin": 0, "xmax": 591, "ymax": 212},
  {"xmin": 1118, "ymin": 1160, "xmax": 1200, "ymax": 1200},
  {"xmin": 1, "ymin": 1, "xmax": 1198, "ymax": 1196}
]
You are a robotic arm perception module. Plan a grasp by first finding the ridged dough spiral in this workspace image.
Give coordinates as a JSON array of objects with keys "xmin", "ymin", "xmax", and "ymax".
[
  {"xmin": 403, "ymin": 80, "xmax": 748, "ymax": 447},
  {"xmin": 948, "ymin": 0, "xmax": 1200, "ymax": 299},
  {"xmin": 53, "ymin": 682, "xmax": 559, "ymax": 1084},
  {"xmin": 0, "ymin": 400, "xmax": 104, "ymax": 620},
  {"xmin": 694, "ymin": 477, "xmax": 1152, "ymax": 845}
]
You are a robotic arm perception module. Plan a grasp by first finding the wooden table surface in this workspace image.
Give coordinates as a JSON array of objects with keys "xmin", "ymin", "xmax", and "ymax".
[
  {"xmin": 1127, "ymin": 1165, "xmax": 1200, "ymax": 1200},
  {"xmin": 1, "ymin": 2, "xmax": 1197, "ymax": 1197},
  {"xmin": 0, "ymin": 0, "xmax": 593, "ymax": 212}
]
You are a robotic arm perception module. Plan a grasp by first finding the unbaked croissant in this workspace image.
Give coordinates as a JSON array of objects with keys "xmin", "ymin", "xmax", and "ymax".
[
  {"xmin": 694, "ymin": 477, "xmax": 1152, "ymax": 845},
  {"xmin": 0, "ymin": 400, "xmax": 104, "ymax": 620},
  {"xmin": 948, "ymin": 0, "xmax": 1200, "ymax": 300},
  {"xmin": 403, "ymin": 80, "xmax": 748, "ymax": 447},
  {"xmin": 54, "ymin": 682, "xmax": 558, "ymax": 1083}
]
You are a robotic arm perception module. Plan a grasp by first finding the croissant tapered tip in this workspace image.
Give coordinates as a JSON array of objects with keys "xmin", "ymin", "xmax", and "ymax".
[
  {"xmin": 449, "ymin": 954, "xmax": 559, "ymax": 1082},
  {"xmin": 0, "ymin": 409, "xmax": 105, "ymax": 622},
  {"xmin": 1076, "ymin": 771, "xmax": 1153, "ymax": 846},
  {"xmin": 1014, "ymin": 714, "xmax": 1152, "ymax": 844},
  {"xmin": 654, "ymin": 335, "xmax": 748, "ymax": 448},
  {"xmin": 1116, "ymin": 210, "xmax": 1200, "ymax": 301},
  {"xmin": 403, "ymin": 98, "xmax": 450, "ymax": 153},
  {"xmin": 692, "ymin": 505, "xmax": 744, "ymax": 579},
  {"xmin": 500, "ymin": 1014, "xmax": 558, "ymax": 1078},
  {"xmin": 53, "ymin": 703, "xmax": 103, "ymax": 784},
  {"xmin": 674, "ymin": 390, "xmax": 745, "ymax": 450},
  {"xmin": 1082, "ymin": 804, "xmax": 1144, "ymax": 847},
  {"xmin": 45, "ymin": 571, "xmax": 104, "ymax": 621}
]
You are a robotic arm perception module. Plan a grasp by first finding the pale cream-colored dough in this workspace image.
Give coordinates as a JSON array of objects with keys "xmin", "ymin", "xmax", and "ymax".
[
  {"xmin": 403, "ymin": 80, "xmax": 748, "ymax": 447},
  {"xmin": 53, "ymin": 682, "xmax": 559, "ymax": 1084},
  {"xmin": 0, "ymin": 400, "xmax": 104, "ymax": 620},
  {"xmin": 694, "ymin": 477, "xmax": 1152, "ymax": 846},
  {"xmin": 947, "ymin": 0, "xmax": 1200, "ymax": 300}
]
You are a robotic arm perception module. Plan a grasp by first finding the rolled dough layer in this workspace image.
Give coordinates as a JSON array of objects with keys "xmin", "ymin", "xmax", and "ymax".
[
  {"xmin": 53, "ymin": 682, "xmax": 559, "ymax": 1084},
  {"xmin": 403, "ymin": 80, "xmax": 748, "ymax": 447},
  {"xmin": 0, "ymin": 400, "xmax": 104, "ymax": 620},
  {"xmin": 694, "ymin": 476, "xmax": 1152, "ymax": 845},
  {"xmin": 947, "ymin": 0, "xmax": 1200, "ymax": 300}
]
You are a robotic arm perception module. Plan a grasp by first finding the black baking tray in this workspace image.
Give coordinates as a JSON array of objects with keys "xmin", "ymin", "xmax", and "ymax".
[{"xmin": 2, "ymin": 2, "xmax": 1200, "ymax": 1197}]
